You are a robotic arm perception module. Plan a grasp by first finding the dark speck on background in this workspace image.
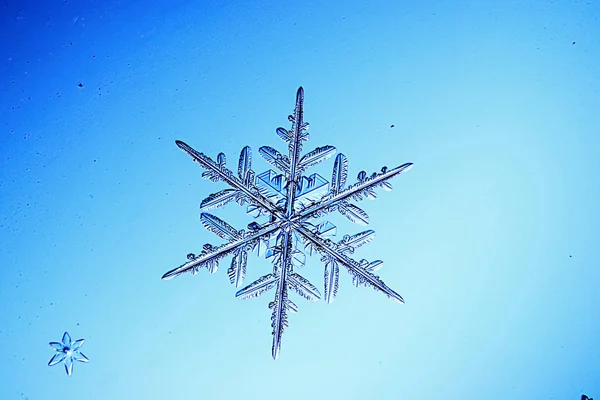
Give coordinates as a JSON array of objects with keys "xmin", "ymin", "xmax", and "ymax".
[
  {"xmin": 390, "ymin": 124, "xmax": 395, "ymax": 128},
  {"xmin": 78, "ymin": 82, "xmax": 83, "ymax": 87}
]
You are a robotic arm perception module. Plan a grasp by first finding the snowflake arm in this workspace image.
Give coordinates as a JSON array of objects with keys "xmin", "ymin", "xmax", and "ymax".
[
  {"xmin": 294, "ymin": 161, "xmax": 413, "ymax": 223},
  {"xmin": 269, "ymin": 230, "xmax": 294, "ymax": 360},
  {"xmin": 235, "ymin": 229, "xmax": 319, "ymax": 359},
  {"xmin": 162, "ymin": 220, "xmax": 280, "ymax": 280},
  {"xmin": 296, "ymin": 224, "xmax": 404, "ymax": 303},
  {"xmin": 175, "ymin": 140, "xmax": 285, "ymax": 218},
  {"xmin": 283, "ymin": 87, "xmax": 308, "ymax": 216}
]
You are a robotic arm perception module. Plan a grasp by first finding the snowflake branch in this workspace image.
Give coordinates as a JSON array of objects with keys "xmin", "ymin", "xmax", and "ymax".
[
  {"xmin": 270, "ymin": 229, "xmax": 294, "ymax": 360},
  {"xmin": 295, "ymin": 224, "xmax": 404, "ymax": 303},
  {"xmin": 162, "ymin": 222, "xmax": 281, "ymax": 280},
  {"xmin": 293, "ymin": 162, "xmax": 413, "ymax": 222},
  {"xmin": 175, "ymin": 140, "xmax": 286, "ymax": 219}
]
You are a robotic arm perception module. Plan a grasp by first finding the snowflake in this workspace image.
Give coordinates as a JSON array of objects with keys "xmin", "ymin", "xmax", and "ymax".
[
  {"xmin": 48, "ymin": 332, "xmax": 89, "ymax": 375},
  {"xmin": 163, "ymin": 87, "xmax": 413, "ymax": 359}
]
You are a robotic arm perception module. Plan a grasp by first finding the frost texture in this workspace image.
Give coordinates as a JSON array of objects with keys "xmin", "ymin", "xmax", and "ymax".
[{"xmin": 163, "ymin": 87, "xmax": 413, "ymax": 359}]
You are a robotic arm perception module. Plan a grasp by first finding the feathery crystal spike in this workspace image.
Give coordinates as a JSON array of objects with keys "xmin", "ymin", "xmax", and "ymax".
[{"xmin": 163, "ymin": 87, "xmax": 413, "ymax": 359}]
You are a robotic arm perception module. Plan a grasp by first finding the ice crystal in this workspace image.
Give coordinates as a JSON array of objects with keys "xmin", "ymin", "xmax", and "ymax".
[
  {"xmin": 163, "ymin": 87, "xmax": 413, "ymax": 359},
  {"xmin": 48, "ymin": 332, "xmax": 89, "ymax": 375}
]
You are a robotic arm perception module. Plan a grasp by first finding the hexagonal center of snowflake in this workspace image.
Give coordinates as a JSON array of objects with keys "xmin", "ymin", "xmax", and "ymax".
[
  {"xmin": 281, "ymin": 220, "xmax": 294, "ymax": 232},
  {"xmin": 255, "ymin": 170, "xmax": 330, "ymax": 212}
]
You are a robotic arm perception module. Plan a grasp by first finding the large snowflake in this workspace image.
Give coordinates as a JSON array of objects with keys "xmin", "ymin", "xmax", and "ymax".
[{"xmin": 163, "ymin": 87, "xmax": 413, "ymax": 359}]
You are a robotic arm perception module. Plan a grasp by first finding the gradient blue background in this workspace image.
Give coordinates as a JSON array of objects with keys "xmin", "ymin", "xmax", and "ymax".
[{"xmin": 1, "ymin": 1, "xmax": 599, "ymax": 399}]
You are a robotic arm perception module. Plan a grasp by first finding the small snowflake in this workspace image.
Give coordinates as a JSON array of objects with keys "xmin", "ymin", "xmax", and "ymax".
[
  {"xmin": 48, "ymin": 332, "xmax": 89, "ymax": 375},
  {"xmin": 164, "ymin": 87, "xmax": 413, "ymax": 358}
]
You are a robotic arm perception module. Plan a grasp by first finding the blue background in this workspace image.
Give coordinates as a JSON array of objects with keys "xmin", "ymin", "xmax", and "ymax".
[{"xmin": 1, "ymin": 1, "xmax": 599, "ymax": 399}]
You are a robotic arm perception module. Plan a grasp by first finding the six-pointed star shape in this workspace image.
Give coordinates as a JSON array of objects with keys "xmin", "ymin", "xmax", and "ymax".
[
  {"xmin": 163, "ymin": 87, "xmax": 413, "ymax": 359},
  {"xmin": 48, "ymin": 332, "xmax": 89, "ymax": 375}
]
